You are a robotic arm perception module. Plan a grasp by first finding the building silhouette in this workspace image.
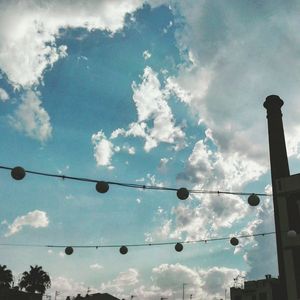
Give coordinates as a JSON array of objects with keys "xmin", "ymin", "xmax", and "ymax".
[
  {"xmin": 0, "ymin": 287, "xmax": 42, "ymax": 300},
  {"xmin": 72, "ymin": 292, "xmax": 120, "ymax": 300},
  {"xmin": 230, "ymin": 275, "xmax": 281, "ymax": 300}
]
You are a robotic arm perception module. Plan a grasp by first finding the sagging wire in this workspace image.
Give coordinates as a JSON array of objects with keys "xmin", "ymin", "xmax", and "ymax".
[
  {"xmin": 1, "ymin": 165, "xmax": 270, "ymax": 205},
  {"xmin": 0, "ymin": 231, "xmax": 278, "ymax": 255}
]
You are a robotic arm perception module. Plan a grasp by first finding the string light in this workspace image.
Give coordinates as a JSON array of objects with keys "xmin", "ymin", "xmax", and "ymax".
[
  {"xmin": 175, "ymin": 242, "xmax": 183, "ymax": 252},
  {"xmin": 95, "ymin": 181, "xmax": 109, "ymax": 193},
  {"xmin": 0, "ymin": 165, "xmax": 271, "ymax": 201},
  {"xmin": 287, "ymin": 230, "xmax": 297, "ymax": 238},
  {"xmin": 248, "ymin": 193, "xmax": 260, "ymax": 206},
  {"xmin": 119, "ymin": 246, "xmax": 128, "ymax": 255},
  {"xmin": 230, "ymin": 237, "xmax": 239, "ymax": 246},
  {"xmin": 177, "ymin": 188, "xmax": 189, "ymax": 200},
  {"xmin": 0, "ymin": 231, "xmax": 276, "ymax": 256},
  {"xmin": 65, "ymin": 246, "xmax": 74, "ymax": 255},
  {"xmin": 11, "ymin": 166, "xmax": 26, "ymax": 180}
]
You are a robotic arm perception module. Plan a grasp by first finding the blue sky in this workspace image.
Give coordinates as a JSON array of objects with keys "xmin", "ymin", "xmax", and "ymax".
[{"xmin": 1, "ymin": 1, "xmax": 300, "ymax": 299}]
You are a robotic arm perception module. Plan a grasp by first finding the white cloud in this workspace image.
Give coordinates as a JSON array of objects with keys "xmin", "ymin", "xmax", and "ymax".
[
  {"xmin": 59, "ymin": 251, "xmax": 65, "ymax": 258},
  {"xmin": 168, "ymin": 0, "xmax": 300, "ymax": 162},
  {"xmin": 54, "ymin": 264, "xmax": 242, "ymax": 300},
  {"xmin": 110, "ymin": 66, "xmax": 186, "ymax": 152},
  {"xmin": 5, "ymin": 210, "xmax": 49, "ymax": 237},
  {"xmin": 198, "ymin": 266, "xmax": 242, "ymax": 297},
  {"xmin": 8, "ymin": 90, "xmax": 52, "ymax": 142},
  {"xmin": 110, "ymin": 128, "xmax": 126, "ymax": 139},
  {"xmin": 146, "ymin": 173, "xmax": 164, "ymax": 187},
  {"xmin": 147, "ymin": 138, "xmax": 265, "ymax": 241},
  {"xmin": 1, "ymin": 220, "xmax": 8, "ymax": 225},
  {"xmin": 143, "ymin": 50, "xmax": 151, "ymax": 60},
  {"xmin": 0, "ymin": 0, "xmax": 144, "ymax": 88},
  {"xmin": 128, "ymin": 146, "xmax": 135, "ymax": 155},
  {"xmin": 242, "ymin": 196, "xmax": 278, "ymax": 279},
  {"xmin": 131, "ymin": 263, "xmax": 242, "ymax": 300},
  {"xmin": 100, "ymin": 268, "xmax": 139, "ymax": 294},
  {"xmin": 90, "ymin": 264, "xmax": 103, "ymax": 270},
  {"xmin": 132, "ymin": 66, "xmax": 186, "ymax": 151},
  {"xmin": 65, "ymin": 194, "xmax": 75, "ymax": 200},
  {"xmin": 165, "ymin": 76, "xmax": 192, "ymax": 104},
  {"xmin": 91, "ymin": 130, "xmax": 115, "ymax": 168},
  {"xmin": 158, "ymin": 157, "xmax": 171, "ymax": 172},
  {"xmin": 122, "ymin": 145, "xmax": 136, "ymax": 155},
  {"xmin": 0, "ymin": 87, "xmax": 9, "ymax": 101},
  {"xmin": 50, "ymin": 276, "xmax": 89, "ymax": 298}
]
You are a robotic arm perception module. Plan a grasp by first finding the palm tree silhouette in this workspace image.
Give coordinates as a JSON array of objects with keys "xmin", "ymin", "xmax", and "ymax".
[
  {"xmin": 19, "ymin": 265, "xmax": 51, "ymax": 294},
  {"xmin": 0, "ymin": 265, "xmax": 13, "ymax": 289}
]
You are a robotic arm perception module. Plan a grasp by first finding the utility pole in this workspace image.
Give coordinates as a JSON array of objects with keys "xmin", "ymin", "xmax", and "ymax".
[
  {"xmin": 54, "ymin": 291, "xmax": 60, "ymax": 300},
  {"xmin": 182, "ymin": 283, "xmax": 187, "ymax": 300}
]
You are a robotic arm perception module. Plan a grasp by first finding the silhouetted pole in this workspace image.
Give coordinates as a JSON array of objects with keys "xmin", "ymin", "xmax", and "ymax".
[
  {"xmin": 263, "ymin": 95, "xmax": 289, "ymax": 299},
  {"xmin": 182, "ymin": 283, "xmax": 187, "ymax": 300}
]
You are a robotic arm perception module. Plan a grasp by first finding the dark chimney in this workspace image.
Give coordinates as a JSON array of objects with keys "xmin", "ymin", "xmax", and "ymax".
[
  {"xmin": 263, "ymin": 95, "xmax": 289, "ymax": 299},
  {"xmin": 263, "ymin": 95, "xmax": 290, "ymax": 178}
]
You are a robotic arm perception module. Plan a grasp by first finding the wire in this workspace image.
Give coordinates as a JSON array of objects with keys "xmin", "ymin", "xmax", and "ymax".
[
  {"xmin": 0, "ymin": 231, "xmax": 275, "ymax": 249},
  {"xmin": 0, "ymin": 165, "xmax": 271, "ymax": 197}
]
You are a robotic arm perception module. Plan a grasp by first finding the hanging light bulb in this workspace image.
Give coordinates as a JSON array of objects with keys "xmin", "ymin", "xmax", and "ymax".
[
  {"xmin": 230, "ymin": 237, "xmax": 239, "ymax": 246},
  {"xmin": 119, "ymin": 246, "xmax": 128, "ymax": 255},
  {"xmin": 95, "ymin": 181, "xmax": 109, "ymax": 193},
  {"xmin": 248, "ymin": 194, "xmax": 260, "ymax": 206},
  {"xmin": 11, "ymin": 166, "xmax": 26, "ymax": 180},
  {"xmin": 175, "ymin": 243, "xmax": 183, "ymax": 252},
  {"xmin": 65, "ymin": 246, "xmax": 74, "ymax": 255},
  {"xmin": 287, "ymin": 230, "xmax": 297, "ymax": 238},
  {"xmin": 177, "ymin": 188, "xmax": 189, "ymax": 200}
]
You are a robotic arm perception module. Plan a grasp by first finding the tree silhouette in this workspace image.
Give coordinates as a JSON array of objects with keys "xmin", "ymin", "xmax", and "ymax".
[
  {"xmin": 19, "ymin": 265, "xmax": 51, "ymax": 294},
  {"xmin": 0, "ymin": 265, "xmax": 13, "ymax": 289}
]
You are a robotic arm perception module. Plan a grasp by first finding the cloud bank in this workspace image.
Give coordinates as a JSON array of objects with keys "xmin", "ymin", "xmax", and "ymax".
[{"xmin": 0, "ymin": 0, "xmax": 144, "ymax": 88}]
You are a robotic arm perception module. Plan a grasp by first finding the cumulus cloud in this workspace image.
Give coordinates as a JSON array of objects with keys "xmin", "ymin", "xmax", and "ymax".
[
  {"xmin": 199, "ymin": 266, "xmax": 242, "ymax": 297},
  {"xmin": 0, "ymin": 87, "xmax": 9, "ymax": 101},
  {"xmin": 90, "ymin": 264, "xmax": 103, "ymax": 270},
  {"xmin": 168, "ymin": 0, "xmax": 300, "ymax": 162},
  {"xmin": 8, "ymin": 90, "xmax": 52, "ymax": 142},
  {"xmin": 0, "ymin": 0, "xmax": 144, "ymax": 88},
  {"xmin": 101, "ymin": 263, "xmax": 242, "ymax": 300},
  {"xmin": 5, "ymin": 210, "xmax": 49, "ymax": 237},
  {"xmin": 147, "ymin": 137, "xmax": 264, "ymax": 240},
  {"xmin": 91, "ymin": 130, "xmax": 115, "ymax": 169},
  {"xmin": 110, "ymin": 66, "xmax": 186, "ymax": 152},
  {"xmin": 149, "ymin": 264, "xmax": 241, "ymax": 300},
  {"xmin": 47, "ymin": 264, "xmax": 242, "ymax": 300},
  {"xmin": 50, "ymin": 276, "xmax": 90, "ymax": 298},
  {"xmin": 242, "ymin": 195, "xmax": 278, "ymax": 279},
  {"xmin": 100, "ymin": 268, "xmax": 139, "ymax": 294}
]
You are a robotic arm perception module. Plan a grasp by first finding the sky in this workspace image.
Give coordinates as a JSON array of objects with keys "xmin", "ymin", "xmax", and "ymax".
[{"xmin": 1, "ymin": 0, "xmax": 300, "ymax": 299}]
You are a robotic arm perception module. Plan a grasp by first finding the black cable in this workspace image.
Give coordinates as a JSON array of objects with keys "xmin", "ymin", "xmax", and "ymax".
[
  {"xmin": 0, "ymin": 165, "xmax": 272, "ymax": 197},
  {"xmin": 0, "ymin": 231, "xmax": 276, "ymax": 249}
]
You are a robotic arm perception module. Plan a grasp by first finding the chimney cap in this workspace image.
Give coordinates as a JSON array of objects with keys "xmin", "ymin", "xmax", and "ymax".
[{"xmin": 263, "ymin": 95, "xmax": 284, "ymax": 110}]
